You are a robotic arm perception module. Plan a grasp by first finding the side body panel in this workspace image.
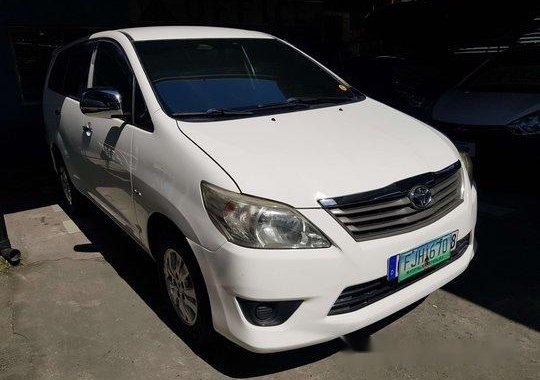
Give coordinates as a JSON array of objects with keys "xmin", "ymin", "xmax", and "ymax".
[
  {"xmin": 81, "ymin": 114, "xmax": 137, "ymax": 234},
  {"xmin": 130, "ymin": 111, "xmax": 235, "ymax": 252}
]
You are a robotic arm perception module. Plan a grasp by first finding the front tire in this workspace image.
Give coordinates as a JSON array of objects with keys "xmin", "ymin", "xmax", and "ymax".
[{"xmin": 157, "ymin": 235, "xmax": 213, "ymax": 345}]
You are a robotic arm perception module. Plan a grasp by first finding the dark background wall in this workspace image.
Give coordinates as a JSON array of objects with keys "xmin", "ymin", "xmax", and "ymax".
[
  {"xmin": 0, "ymin": 0, "xmax": 538, "ymax": 168},
  {"xmin": 1, "ymin": 0, "xmax": 128, "ymax": 123},
  {"xmin": 0, "ymin": 0, "xmax": 130, "ymax": 169}
]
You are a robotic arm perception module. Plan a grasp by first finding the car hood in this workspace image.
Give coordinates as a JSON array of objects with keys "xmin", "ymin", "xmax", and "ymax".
[
  {"xmin": 432, "ymin": 89, "xmax": 540, "ymax": 126},
  {"xmin": 178, "ymin": 98, "xmax": 459, "ymax": 208}
]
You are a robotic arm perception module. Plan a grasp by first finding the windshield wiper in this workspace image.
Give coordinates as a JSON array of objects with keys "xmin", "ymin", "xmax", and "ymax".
[
  {"xmin": 249, "ymin": 98, "xmax": 311, "ymax": 112},
  {"xmin": 287, "ymin": 96, "xmax": 360, "ymax": 105},
  {"xmin": 171, "ymin": 94, "xmax": 364, "ymax": 119},
  {"xmin": 171, "ymin": 108, "xmax": 254, "ymax": 119},
  {"xmin": 250, "ymin": 95, "xmax": 361, "ymax": 113}
]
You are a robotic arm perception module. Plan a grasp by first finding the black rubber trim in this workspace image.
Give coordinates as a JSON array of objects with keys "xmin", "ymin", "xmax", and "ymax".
[{"xmin": 319, "ymin": 161, "xmax": 461, "ymax": 208}]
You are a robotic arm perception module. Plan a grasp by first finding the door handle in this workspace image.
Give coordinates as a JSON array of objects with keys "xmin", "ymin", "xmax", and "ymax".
[{"xmin": 82, "ymin": 125, "xmax": 93, "ymax": 137}]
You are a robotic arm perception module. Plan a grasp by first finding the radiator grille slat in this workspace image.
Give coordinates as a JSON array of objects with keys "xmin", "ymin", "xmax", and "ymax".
[
  {"xmin": 432, "ymin": 179, "xmax": 460, "ymax": 201},
  {"xmin": 331, "ymin": 197, "xmax": 410, "ymax": 217},
  {"xmin": 341, "ymin": 203, "xmax": 417, "ymax": 224},
  {"xmin": 432, "ymin": 173, "xmax": 459, "ymax": 195},
  {"xmin": 348, "ymin": 196, "xmax": 460, "ymax": 234},
  {"xmin": 320, "ymin": 162, "xmax": 463, "ymax": 241}
]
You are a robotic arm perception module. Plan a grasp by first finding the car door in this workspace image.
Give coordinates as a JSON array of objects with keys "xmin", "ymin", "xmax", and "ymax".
[
  {"xmin": 48, "ymin": 42, "xmax": 94, "ymax": 191},
  {"xmin": 81, "ymin": 40, "xmax": 138, "ymax": 235}
]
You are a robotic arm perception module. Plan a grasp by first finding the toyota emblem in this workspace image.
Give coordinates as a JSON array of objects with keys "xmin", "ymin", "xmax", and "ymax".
[{"xmin": 408, "ymin": 185, "xmax": 433, "ymax": 209}]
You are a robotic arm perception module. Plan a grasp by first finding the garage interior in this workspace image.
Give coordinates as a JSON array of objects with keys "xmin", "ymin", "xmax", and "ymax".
[{"xmin": 1, "ymin": 1, "xmax": 539, "ymax": 379}]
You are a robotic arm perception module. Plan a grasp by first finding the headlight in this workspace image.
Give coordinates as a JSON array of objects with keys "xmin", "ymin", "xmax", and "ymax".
[
  {"xmin": 507, "ymin": 111, "xmax": 540, "ymax": 135},
  {"xmin": 201, "ymin": 182, "xmax": 331, "ymax": 249},
  {"xmin": 459, "ymin": 151, "xmax": 474, "ymax": 184}
]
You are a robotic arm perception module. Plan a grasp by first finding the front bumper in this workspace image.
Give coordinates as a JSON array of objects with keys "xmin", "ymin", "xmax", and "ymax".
[{"xmin": 190, "ymin": 186, "xmax": 477, "ymax": 353}]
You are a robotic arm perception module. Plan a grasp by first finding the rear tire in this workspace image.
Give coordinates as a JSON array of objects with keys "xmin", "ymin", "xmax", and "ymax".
[
  {"xmin": 156, "ymin": 233, "xmax": 214, "ymax": 345},
  {"xmin": 57, "ymin": 163, "xmax": 85, "ymax": 215}
]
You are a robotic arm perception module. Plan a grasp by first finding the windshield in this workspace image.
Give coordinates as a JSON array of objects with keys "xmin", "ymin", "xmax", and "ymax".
[
  {"xmin": 135, "ymin": 38, "xmax": 363, "ymax": 120},
  {"xmin": 460, "ymin": 49, "xmax": 540, "ymax": 93}
]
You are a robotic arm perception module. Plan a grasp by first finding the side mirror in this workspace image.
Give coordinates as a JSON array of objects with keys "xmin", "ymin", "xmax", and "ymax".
[{"xmin": 80, "ymin": 88, "xmax": 125, "ymax": 119}]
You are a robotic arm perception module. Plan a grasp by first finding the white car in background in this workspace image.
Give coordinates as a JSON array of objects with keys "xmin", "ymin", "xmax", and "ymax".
[
  {"xmin": 432, "ymin": 46, "xmax": 540, "ymax": 159},
  {"xmin": 43, "ymin": 26, "xmax": 477, "ymax": 353}
]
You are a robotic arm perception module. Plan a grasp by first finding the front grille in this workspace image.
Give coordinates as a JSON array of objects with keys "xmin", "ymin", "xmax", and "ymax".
[
  {"xmin": 328, "ymin": 233, "xmax": 471, "ymax": 316},
  {"xmin": 319, "ymin": 161, "xmax": 463, "ymax": 241}
]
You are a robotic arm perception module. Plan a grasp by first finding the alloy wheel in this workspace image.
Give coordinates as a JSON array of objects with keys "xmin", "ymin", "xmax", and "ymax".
[{"xmin": 163, "ymin": 248, "xmax": 198, "ymax": 326}]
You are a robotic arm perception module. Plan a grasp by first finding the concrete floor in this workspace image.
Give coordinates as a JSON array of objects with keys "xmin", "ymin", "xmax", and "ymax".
[{"xmin": 0, "ymin": 172, "xmax": 539, "ymax": 379}]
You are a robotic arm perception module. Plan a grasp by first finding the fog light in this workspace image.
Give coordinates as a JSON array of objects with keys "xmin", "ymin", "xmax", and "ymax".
[
  {"xmin": 237, "ymin": 298, "xmax": 302, "ymax": 327},
  {"xmin": 254, "ymin": 303, "xmax": 276, "ymax": 321}
]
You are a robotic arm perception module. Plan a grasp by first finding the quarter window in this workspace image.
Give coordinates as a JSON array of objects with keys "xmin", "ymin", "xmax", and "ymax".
[{"xmin": 133, "ymin": 82, "xmax": 154, "ymax": 132}]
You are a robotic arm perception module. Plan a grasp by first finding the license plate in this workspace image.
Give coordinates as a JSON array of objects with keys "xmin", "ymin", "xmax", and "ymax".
[{"xmin": 388, "ymin": 231, "xmax": 458, "ymax": 282}]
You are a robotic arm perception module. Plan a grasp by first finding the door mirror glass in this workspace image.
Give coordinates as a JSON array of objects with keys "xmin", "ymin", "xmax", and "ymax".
[{"xmin": 80, "ymin": 88, "xmax": 125, "ymax": 119}]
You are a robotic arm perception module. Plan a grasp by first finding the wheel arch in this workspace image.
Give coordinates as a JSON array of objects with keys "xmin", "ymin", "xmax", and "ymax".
[
  {"xmin": 147, "ymin": 212, "xmax": 191, "ymax": 260},
  {"xmin": 148, "ymin": 211, "xmax": 215, "ymax": 341}
]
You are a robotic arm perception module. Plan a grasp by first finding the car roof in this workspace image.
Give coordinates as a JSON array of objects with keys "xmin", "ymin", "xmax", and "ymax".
[
  {"xmin": 51, "ymin": 26, "xmax": 275, "ymax": 57},
  {"xmin": 116, "ymin": 26, "xmax": 274, "ymax": 41}
]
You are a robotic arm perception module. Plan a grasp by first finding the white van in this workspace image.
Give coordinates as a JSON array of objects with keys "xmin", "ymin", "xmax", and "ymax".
[{"xmin": 43, "ymin": 26, "xmax": 477, "ymax": 353}]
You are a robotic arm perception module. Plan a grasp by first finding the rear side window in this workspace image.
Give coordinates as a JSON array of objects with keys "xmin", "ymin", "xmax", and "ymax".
[
  {"xmin": 48, "ymin": 49, "xmax": 69, "ymax": 94},
  {"xmin": 64, "ymin": 43, "xmax": 94, "ymax": 100}
]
